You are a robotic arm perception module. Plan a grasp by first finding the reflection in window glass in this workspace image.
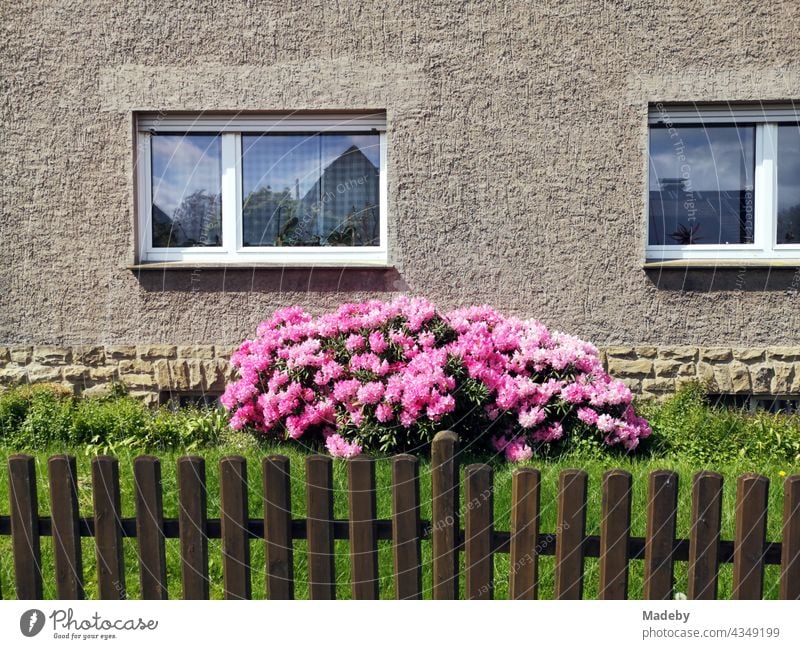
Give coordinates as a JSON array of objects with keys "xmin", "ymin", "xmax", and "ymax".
[
  {"xmin": 777, "ymin": 125, "xmax": 800, "ymax": 244},
  {"xmin": 242, "ymin": 134, "xmax": 380, "ymax": 247},
  {"xmin": 648, "ymin": 125, "xmax": 755, "ymax": 246},
  {"xmin": 151, "ymin": 135, "xmax": 222, "ymax": 247}
]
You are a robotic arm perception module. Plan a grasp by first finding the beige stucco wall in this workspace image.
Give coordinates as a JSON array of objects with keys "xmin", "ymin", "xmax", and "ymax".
[{"xmin": 2, "ymin": 0, "xmax": 800, "ymax": 353}]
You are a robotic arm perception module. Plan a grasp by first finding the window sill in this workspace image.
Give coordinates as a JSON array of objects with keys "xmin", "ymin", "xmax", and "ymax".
[
  {"xmin": 643, "ymin": 259, "xmax": 800, "ymax": 269},
  {"xmin": 128, "ymin": 261, "xmax": 395, "ymax": 271}
]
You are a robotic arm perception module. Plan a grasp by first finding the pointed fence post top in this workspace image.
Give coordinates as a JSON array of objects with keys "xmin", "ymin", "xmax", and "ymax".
[{"xmin": 431, "ymin": 430, "xmax": 459, "ymax": 463}]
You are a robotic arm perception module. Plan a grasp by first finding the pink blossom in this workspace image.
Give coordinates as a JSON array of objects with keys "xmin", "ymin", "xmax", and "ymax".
[
  {"xmin": 518, "ymin": 406, "xmax": 546, "ymax": 428},
  {"xmin": 222, "ymin": 296, "xmax": 651, "ymax": 456},
  {"xmin": 368, "ymin": 331, "xmax": 389, "ymax": 354},
  {"xmin": 325, "ymin": 434, "xmax": 362, "ymax": 458},
  {"xmin": 577, "ymin": 407, "xmax": 599, "ymax": 425},
  {"xmin": 357, "ymin": 381, "xmax": 385, "ymax": 405},
  {"xmin": 504, "ymin": 438, "xmax": 533, "ymax": 463}
]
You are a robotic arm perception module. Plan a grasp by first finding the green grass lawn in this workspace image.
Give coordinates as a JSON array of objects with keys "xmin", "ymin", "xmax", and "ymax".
[{"xmin": 0, "ymin": 442, "xmax": 796, "ymax": 600}]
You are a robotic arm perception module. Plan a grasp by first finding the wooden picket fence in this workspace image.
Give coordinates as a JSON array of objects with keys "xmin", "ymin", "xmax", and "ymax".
[{"xmin": 1, "ymin": 430, "xmax": 799, "ymax": 600}]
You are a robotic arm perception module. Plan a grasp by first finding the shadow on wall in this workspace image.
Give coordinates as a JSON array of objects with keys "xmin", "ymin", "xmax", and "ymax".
[
  {"xmin": 132, "ymin": 267, "xmax": 409, "ymax": 293},
  {"xmin": 644, "ymin": 268, "xmax": 800, "ymax": 292}
]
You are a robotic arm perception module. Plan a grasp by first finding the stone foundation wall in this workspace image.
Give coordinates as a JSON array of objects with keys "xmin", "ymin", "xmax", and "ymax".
[
  {"xmin": 0, "ymin": 345, "xmax": 237, "ymax": 405},
  {"xmin": 1, "ymin": 344, "xmax": 800, "ymax": 403},
  {"xmin": 601, "ymin": 346, "xmax": 800, "ymax": 397}
]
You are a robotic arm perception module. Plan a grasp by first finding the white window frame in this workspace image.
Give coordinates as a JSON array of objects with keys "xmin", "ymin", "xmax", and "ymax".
[
  {"xmin": 135, "ymin": 113, "xmax": 388, "ymax": 265},
  {"xmin": 646, "ymin": 103, "xmax": 800, "ymax": 261}
]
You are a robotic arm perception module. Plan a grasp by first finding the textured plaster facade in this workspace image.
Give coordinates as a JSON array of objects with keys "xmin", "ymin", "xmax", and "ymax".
[{"xmin": 2, "ymin": 1, "xmax": 800, "ymax": 398}]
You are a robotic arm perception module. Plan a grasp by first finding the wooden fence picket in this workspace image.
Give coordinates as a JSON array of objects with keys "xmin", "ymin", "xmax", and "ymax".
[
  {"xmin": 733, "ymin": 473, "xmax": 769, "ymax": 600},
  {"xmin": 220, "ymin": 455, "xmax": 251, "ymax": 600},
  {"xmin": 348, "ymin": 456, "xmax": 379, "ymax": 600},
  {"xmin": 8, "ymin": 454, "xmax": 42, "ymax": 599},
  {"xmin": 780, "ymin": 475, "xmax": 800, "ymax": 600},
  {"xmin": 431, "ymin": 430, "xmax": 459, "ymax": 600},
  {"xmin": 391, "ymin": 454, "xmax": 421, "ymax": 599},
  {"xmin": 263, "ymin": 455, "xmax": 294, "ymax": 600},
  {"xmin": 643, "ymin": 470, "xmax": 678, "ymax": 600},
  {"xmin": 92, "ymin": 455, "xmax": 125, "ymax": 599},
  {"xmin": 509, "ymin": 467, "xmax": 540, "ymax": 600},
  {"xmin": 306, "ymin": 455, "xmax": 335, "ymax": 599},
  {"xmin": 687, "ymin": 471, "xmax": 723, "ymax": 600},
  {"xmin": 133, "ymin": 455, "xmax": 168, "ymax": 600},
  {"xmin": 48, "ymin": 455, "xmax": 84, "ymax": 600},
  {"xmin": 465, "ymin": 463, "xmax": 493, "ymax": 600},
  {"xmin": 555, "ymin": 469, "xmax": 588, "ymax": 600},
  {"xmin": 178, "ymin": 456, "xmax": 209, "ymax": 599},
  {"xmin": 599, "ymin": 469, "xmax": 632, "ymax": 600}
]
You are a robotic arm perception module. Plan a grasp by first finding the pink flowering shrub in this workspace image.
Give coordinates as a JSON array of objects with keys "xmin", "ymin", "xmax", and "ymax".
[{"xmin": 221, "ymin": 298, "xmax": 651, "ymax": 461}]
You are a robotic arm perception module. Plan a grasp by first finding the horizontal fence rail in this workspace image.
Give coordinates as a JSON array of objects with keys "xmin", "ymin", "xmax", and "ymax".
[{"xmin": 0, "ymin": 431, "xmax": 799, "ymax": 600}]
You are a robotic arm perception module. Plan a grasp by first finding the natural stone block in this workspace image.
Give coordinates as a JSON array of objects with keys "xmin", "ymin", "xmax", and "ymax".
[
  {"xmin": 62, "ymin": 365, "xmax": 89, "ymax": 380},
  {"xmin": 177, "ymin": 344, "xmax": 215, "ymax": 359},
  {"xmin": 213, "ymin": 345, "xmax": 239, "ymax": 359},
  {"xmin": 696, "ymin": 362, "xmax": 716, "ymax": 385},
  {"xmin": 642, "ymin": 377, "xmax": 675, "ymax": 393},
  {"xmin": 82, "ymin": 384, "xmax": 114, "ymax": 399},
  {"xmin": 73, "ymin": 345, "xmax": 105, "ymax": 365},
  {"xmin": 700, "ymin": 347, "xmax": 733, "ymax": 362},
  {"xmin": 168, "ymin": 360, "xmax": 190, "ymax": 391},
  {"xmin": 203, "ymin": 358, "xmax": 229, "ymax": 391},
  {"xmin": 118, "ymin": 359, "xmax": 154, "ymax": 374},
  {"xmin": 633, "ymin": 346, "xmax": 658, "ymax": 359},
  {"xmin": 186, "ymin": 359, "xmax": 205, "ymax": 390},
  {"xmin": 607, "ymin": 357, "xmax": 653, "ymax": 377},
  {"xmin": 733, "ymin": 348, "xmax": 764, "ymax": 363},
  {"xmin": 128, "ymin": 391, "xmax": 159, "ymax": 407},
  {"xmin": 657, "ymin": 346, "xmax": 697, "ymax": 361},
  {"xmin": 153, "ymin": 359, "xmax": 194, "ymax": 391},
  {"xmin": 123, "ymin": 373, "xmax": 155, "ymax": 389},
  {"xmin": 0, "ymin": 366, "xmax": 28, "ymax": 383},
  {"xmin": 653, "ymin": 360, "xmax": 681, "ymax": 378},
  {"xmin": 712, "ymin": 366, "xmax": 733, "ymax": 392},
  {"xmin": 771, "ymin": 364, "xmax": 795, "ymax": 394},
  {"xmin": 33, "ymin": 346, "xmax": 71, "ymax": 365},
  {"xmin": 604, "ymin": 346, "xmax": 637, "ymax": 359},
  {"xmin": 766, "ymin": 347, "xmax": 800, "ymax": 362},
  {"xmin": 675, "ymin": 375, "xmax": 700, "ymax": 390},
  {"xmin": 89, "ymin": 366, "xmax": 118, "ymax": 381},
  {"xmin": 0, "ymin": 347, "xmax": 9, "ymax": 362},
  {"xmin": 137, "ymin": 345, "xmax": 177, "ymax": 360},
  {"xmin": 730, "ymin": 363, "xmax": 751, "ymax": 393},
  {"xmin": 105, "ymin": 345, "xmax": 137, "ymax": 360},
  {"xmin": 751, "ymin": 366, "xmax": 774, "ymax": 394},
  {"xmin": 620, "ymin": 377, "xmax": 642, "ymax": 392},
  {"xmin": 25, "ymin": 363, "xmax": 62, "ymax": 381},
  {"xmin": 10, "ymin": 346, "xmax": 32, "ymax": 364}
]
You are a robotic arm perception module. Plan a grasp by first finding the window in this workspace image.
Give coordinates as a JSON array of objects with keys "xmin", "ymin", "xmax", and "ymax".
[
  {"xmin": 136, "ymin": 113, "xmax": 387, "ymax": 264},
  {"xmin": 647, "ymin": 104, "xmax": 800, "ymax": 260}
]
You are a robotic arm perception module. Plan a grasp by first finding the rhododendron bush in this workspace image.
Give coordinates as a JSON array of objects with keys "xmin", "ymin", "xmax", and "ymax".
[{"xmin": 221, "ymin": 298, "xmax": 651, "ymax": 461}]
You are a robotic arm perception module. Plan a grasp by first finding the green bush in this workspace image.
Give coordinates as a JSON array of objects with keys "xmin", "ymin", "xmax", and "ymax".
[
  {"xmin": 1, "ymin": 380, "xmax": 799, "ymax": 467},
  {"xmin": 641, "ymin": 381, "xmax": 800, "ymax": 464},
  {"xmin": 0, "ymin": 384, "xmax": 229, "ymax": 453},
  {"xmin": 69, "ymin": 395, "xmax": 151, "ymax": 448}
]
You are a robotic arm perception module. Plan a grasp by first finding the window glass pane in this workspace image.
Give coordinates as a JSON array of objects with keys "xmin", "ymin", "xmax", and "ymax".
[
  {"xmin": 242, "ymin": 133, "xmax": 380, "ymax": 247},
  {"xmin": 242, "ymin": 135, "xmax": 319, "ymax": 247},
  {"xmin": 151, "ymin": 135, "xmax": 222, "ymax": 247},
  {"xmin": 777, "ymin": 125, "xmax": 800, "ymax": 244},
  {"xmin": 648, "ymin": 125, "xmax": 755, "ymax": 246}
]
